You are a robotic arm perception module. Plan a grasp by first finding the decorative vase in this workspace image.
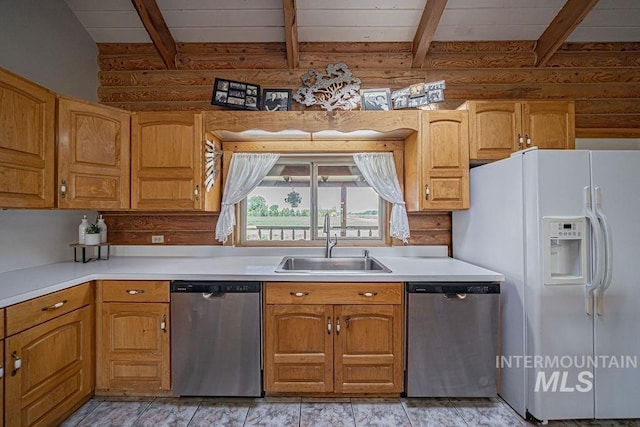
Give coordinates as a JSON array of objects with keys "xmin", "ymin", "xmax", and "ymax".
[{"xmin": 84, "ymin": 233, "xmax": 101, "ymax": 245}]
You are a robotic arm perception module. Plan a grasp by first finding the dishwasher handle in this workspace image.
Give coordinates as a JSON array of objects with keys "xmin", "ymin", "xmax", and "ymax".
[{"xmin": 443, "ymin": 293, "xmax": 467, "ymax": 300}]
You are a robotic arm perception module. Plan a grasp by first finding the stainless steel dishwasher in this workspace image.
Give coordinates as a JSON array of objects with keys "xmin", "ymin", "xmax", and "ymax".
[
  {"xmin": 170, "ymin": 280, "xmax": 262, "ymax": 397},
  {"xmin": 405, "ymin": 282, "xmax": 500, "ymax": 397}
]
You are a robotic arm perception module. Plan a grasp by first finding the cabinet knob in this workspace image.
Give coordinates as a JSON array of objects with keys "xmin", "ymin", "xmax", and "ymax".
[
  {"xmin": 60, "ymin": 180, "xmax": 66, "ymax": 199},
  {"xmin": 327, "ymin": 316, "xmax": 332, "ymax": 334},
  {"xmin": 194, "ymin": 185, "xmax": 200, "ymax": 200},
  {"xmin": 11, "ymin": 351, "xmax": 21, "ymax": 376},
  {"xmin": 425, "ymin": 184, "xmax": 430, "ymax": 200},
  {"xmin": 518, "ymin": 133, "xmax": 524, "ymax": 147},
  {"xmin": 161, "ymin": 314, "xmax": 167, "ymax": 333},
  {"xmin": 0, "ymin": 366, "xmax": 4, "ymax": 378},
  {"xmin": 526, "ymin": 134, "xmax": 532, "ymax": 146},
  {"xmin": 336, "ymin": 317, "xmax": 341, "ymax": 334}
]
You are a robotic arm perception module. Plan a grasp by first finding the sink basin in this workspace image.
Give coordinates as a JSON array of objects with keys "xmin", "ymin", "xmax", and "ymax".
[{"xmin": 275, "ymin": 256, "xmax": 391, "ymax": 273}]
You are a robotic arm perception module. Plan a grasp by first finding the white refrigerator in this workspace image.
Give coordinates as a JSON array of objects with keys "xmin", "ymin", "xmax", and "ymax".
[{"xmin": 452, "ymin": 149, "xmax": 640, "ymax": 422}]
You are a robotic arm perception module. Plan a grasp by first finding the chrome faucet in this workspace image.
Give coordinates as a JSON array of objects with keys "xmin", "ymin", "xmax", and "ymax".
[{"xmin": 323, "ymin": 213, "xmax": 337, "ymax": 258}]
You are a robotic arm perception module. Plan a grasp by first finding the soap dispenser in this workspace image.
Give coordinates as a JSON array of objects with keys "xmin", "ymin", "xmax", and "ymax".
[
  {"xmin": 78, "ymin": 215, "xmax": 88, "ymax": 244},
  {"xmin": 97, "ymin": 214, "xmax": 107, "ymax": 243}
]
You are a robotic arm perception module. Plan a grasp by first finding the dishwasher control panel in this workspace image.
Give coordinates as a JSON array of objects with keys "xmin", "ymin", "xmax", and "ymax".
[
  {"xmin": 171, "ymin": 281, "xmax": 260, "ymax": 294},
  {"xmin": 406, "ymin": 282, "xmax": 500, "ymax": 294}
]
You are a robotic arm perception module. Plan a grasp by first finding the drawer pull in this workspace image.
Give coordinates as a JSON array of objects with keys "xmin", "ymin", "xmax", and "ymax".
[
  {"xmin": 11, "ymin": 351, "xmax": 21, "ymax": 376},
  {"xmin": 290, "ymin": 291, "xmax": 309, "ymax": 297},
  {"xmin": 42, "ymin": 300, "xmax": 67, "ymax": 311},
  {"xmin": 358, "ymin": 292, "xmax": 378, "ymax": 297},
  {"xmin": 127, "ymin": 289, "xmax": 145, "ymax": 295}
]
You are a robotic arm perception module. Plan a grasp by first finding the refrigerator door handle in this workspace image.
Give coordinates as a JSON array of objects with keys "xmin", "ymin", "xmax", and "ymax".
[
  {"xmin": 594, "ymin": 187, "xmax": 614, "ymax": 316},
  {"xmin": 584, "ymin": 187, "xmax": 604, "ymax": 316}
]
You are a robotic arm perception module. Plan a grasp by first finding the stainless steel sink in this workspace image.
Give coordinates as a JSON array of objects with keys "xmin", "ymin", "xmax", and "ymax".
[{"xmin": 275, "ymin": 256, "xmax": 391, "ymax": 273}]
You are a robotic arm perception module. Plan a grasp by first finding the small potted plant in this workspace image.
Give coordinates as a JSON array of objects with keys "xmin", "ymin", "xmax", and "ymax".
[{"xmin": 84, "ymin": 223, "xmax": 101, "ymax": 245}]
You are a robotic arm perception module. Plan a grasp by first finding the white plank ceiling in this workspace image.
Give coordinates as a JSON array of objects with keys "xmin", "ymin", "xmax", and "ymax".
[{"xmin": 64, "ymin": 0, "xmax": 640, "ymax": 44}]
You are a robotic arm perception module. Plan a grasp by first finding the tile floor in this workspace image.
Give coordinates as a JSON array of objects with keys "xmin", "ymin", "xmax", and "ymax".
[{"xmin": 59, "ymin": 396, "xmax": 640, "ymax": 427}]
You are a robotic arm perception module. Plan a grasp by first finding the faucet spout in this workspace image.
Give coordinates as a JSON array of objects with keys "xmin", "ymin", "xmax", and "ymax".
[{"xmin": 323, "ymin": 214, "xmax": 337, "ymax": 258}]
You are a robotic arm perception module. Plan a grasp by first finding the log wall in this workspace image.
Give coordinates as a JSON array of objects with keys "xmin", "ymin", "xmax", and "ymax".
[
  {"xmin": 98, "ymin": 41, "xmax": 640, "ymax": 137},
  {"xmin": 97, "ymin": 41, "xmax": 637, "ymax": 248},
  {"xmin": 102, "ymin": 211, "xmax": 451, "ymax": 251}
]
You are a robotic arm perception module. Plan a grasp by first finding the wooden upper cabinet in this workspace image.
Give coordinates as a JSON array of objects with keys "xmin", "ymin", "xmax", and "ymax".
[
  {"xmin": 0, "ymin": 67, "xmax": 55, "ymax": 208},
  {"xmin": 405, "ymin": 111, "xmax": 469, "ymax": 211},
  {"xmin": 463, "ymin": 100, "xmax": 575, "ymax": 160},
  {"xmin": 523, "ymin": 101, "xmax": 575, "ymax": 150},
  {"xmin": 57, "ymin": 96, "xmax": 131, "ymax": 209},
  {"xmin": 131, "ymin": 112, "xmax": 203, "ymax": 210}
]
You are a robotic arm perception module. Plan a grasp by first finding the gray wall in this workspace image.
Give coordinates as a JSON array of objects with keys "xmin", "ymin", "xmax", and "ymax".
[
  {"xmin": 0, "ymin": 0, "xmax": 98, "ymax": 101},
  {"xmin": 0, "ymin": 210, "xmax": 97, "ymax": 273},
  {"xmin": 0, "ymin": 0, "xmax": 99, "ymax": 273}
]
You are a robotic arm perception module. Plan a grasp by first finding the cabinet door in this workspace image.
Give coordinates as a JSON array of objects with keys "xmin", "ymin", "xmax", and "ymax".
[
  {"xmin": 334, "ymin": 305, "xmax": 403, "ymax": 394},
  {"xmin": 264, "ymin": 304, "xmax": 333, "ymax": 393},
  {"xmin": 467, "ymin": 101, "xmax": 521, "ymax": 160},
  {"xmin": 523, "ymin": 101, "xmax": 575, "ymax": 150},
  {"xmin": 57, "ymin": 97, "xmax": 131, "ymax": 209},
  {"xmin": 98, "ymin": 303, "xmax": 170, "ymax": 392},
  {"xmin": 5, "ymin": 306, "xmax": 93, "ymax": 427},
  {"xmin": 0, "ymin": 68, "xmax": 55, "ymax": 208},
  {"xmin": 421, "ymin": 111, "xmax": 470, "ymax": 210},
  {"xmin": 131, "ymin": 112, "xmax": 203, "ymax": 210}
]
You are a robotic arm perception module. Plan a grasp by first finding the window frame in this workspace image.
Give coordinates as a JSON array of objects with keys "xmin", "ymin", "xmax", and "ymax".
[{"xmin": 238, "ymin": 154, "xmax": 389, "ymax": 247}]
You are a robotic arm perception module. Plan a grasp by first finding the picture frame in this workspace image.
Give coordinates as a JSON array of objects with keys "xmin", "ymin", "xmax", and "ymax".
[
  {"xmin": 360, "ymin": 88, "xmax": 392, "ymax": 111},
  {"xmin": 261, "ymin": 89, "xmax": 292, "ymax": 111},
  {"xmin": 211, "ymin": 78, "xmax": 260, "ymax": 111}
]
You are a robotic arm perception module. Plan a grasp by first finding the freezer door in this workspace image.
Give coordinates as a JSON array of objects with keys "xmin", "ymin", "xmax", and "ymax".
[
  {"xmin": 523, "ymin": 150, "xmax": 595, "ymax": 421},
  {"xmin": 590, "ymin": 151, "xmax": 640, "ymax": 419}
]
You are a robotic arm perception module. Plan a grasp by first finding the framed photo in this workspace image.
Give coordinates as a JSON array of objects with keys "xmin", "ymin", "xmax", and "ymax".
[
  {"xmin": 262, "ymin": 89, "xmax": 291, "ymax": 111},
  {"xmin": 360, "ymin": 88, "xmax": 391, "ymax": 111},
  {"xmin": 211, "ymin": 78, "xmax": 260, "ymax": 111}
]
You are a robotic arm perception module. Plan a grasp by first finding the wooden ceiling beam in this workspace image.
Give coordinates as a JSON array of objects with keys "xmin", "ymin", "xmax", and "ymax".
[
  {"xmin": 282, "ymin": 0, "xmax": 299, "ymax": 68},
  {"xmin": 411, "ymin": 0, "xmax": 448, "ymax": 68},
  {"xmin": 131, "ymin": 0, "xmax": 178, "ymax": 70},
  {"xmin": 534, "ymin": 0, "xmax": 599, "ymax": 67}
]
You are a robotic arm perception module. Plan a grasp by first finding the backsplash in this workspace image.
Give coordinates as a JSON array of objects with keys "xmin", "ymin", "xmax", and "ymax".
[{"xmin": 101, "ymin": 211, "xmax": 451, "ymax": 251}]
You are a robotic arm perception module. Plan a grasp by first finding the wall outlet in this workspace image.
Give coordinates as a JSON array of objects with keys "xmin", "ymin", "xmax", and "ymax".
[{"xmin": 151, "ymin": 235, "xmax": 164, "ymax": 244}]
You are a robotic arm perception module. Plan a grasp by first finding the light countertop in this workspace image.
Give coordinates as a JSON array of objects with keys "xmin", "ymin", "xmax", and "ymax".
[{"xmin": 0, "ymin": 250, "xmax": 504, "ymax": 308}]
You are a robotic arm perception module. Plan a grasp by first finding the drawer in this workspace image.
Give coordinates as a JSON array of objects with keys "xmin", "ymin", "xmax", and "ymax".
[
  {"xmin": 265, "ymin": 282, "xmax": 402, "ymax": 305},
  {"xmin": 5, "ymin": 282, "xmax": 92, "ymax": 336},
  {"xmin": 100, "ymin": 280, "xmax": 170, "ymax": 302}
]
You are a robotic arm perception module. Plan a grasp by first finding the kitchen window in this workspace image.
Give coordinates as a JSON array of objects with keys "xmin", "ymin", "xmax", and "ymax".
[{"xmin": 239, "ymin": 155, "xmax": 386, "ymax": 245}]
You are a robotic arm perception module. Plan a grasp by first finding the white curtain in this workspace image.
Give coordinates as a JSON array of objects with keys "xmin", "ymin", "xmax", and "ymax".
[
  {"xmin": 215, "ymin": 153, "xmax": 280, "ymax": 243},
  {"xmin": 353, "ymin": 153, "xmax": 410, "ymax": 243}
]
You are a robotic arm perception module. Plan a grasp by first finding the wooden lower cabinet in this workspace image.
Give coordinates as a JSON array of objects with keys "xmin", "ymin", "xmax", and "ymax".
[
  {"xmin": 96, "ymin": 280, "xmax": 171, "ymax": 394},
  {"xmin": 4, "ymin": 306, "xmax": 93, "ymax": 427},
  {"xmin": 334, "ymin": 304, "xmax": 403, "ymax": 394},
  {"xmin": 264, "ymin": 282, "xmax": 403, "ymax": 395},
  {"xmin": 265, "ymin": 304, "xmax": 334, "ymax": 393}
]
